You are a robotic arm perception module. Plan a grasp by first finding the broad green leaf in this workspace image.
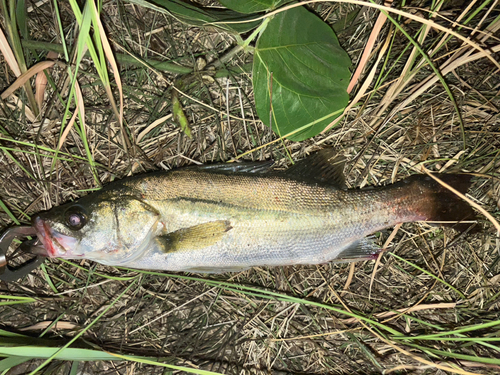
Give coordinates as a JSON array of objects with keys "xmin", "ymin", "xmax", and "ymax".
[
  {"xmin": 253, "ymin": 6, "xmax": 351, "ymax": 141},
  {"xmin": 218, "ymin": 0, "xmax": 290, "ymax": 14},
  {"xmin": 126, "ymin": 0, "xmax": 261, "ymax": 33}
]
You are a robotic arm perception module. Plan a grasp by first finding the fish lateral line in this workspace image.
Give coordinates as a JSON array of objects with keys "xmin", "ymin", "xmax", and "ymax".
[{"xmin": 149, "ymin": 196, "xmax": 334, "ymax": 216}]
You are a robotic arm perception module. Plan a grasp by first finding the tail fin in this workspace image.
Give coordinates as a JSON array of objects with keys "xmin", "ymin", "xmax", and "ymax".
[{"xmin": 405, "ymin": 174, "xmax": 477, "ymax": 232}]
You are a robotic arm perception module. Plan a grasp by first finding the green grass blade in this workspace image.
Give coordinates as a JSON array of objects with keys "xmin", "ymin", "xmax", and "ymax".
[
  {"xmin": 393, "ymin": 319, "xmax": 500, "ymax": 340},
  {"xmin": 40, "ymin": 263, "xmax": 59, "ymax": 293},
  {"xmin": 0, "ymin": 198, "xmax": 21, "ymax": 225},
  {"xmin": 367, "ymin": 0, "xmax": 466, "ymax": 148},
  {"xmin": 107, "ymin": 353, "xmax": 225, "ymax": 375},
  {"xmin": 409, "ymin": 343, "xmax": 500, "ymax": 365},
  {"xmin": 0, "ymin": 344, "xmax": 141, "ymax": 361},
  {"xmin": 0, "ymin": 356, "xmax": 31, "ymax": 372},
  {"xmin": 69, "ymin": 361, "xmax": 79, "ymax": 375},
  {"xmin": 52, "ymin": 0, "xmax": 69, "ymax": 61}
]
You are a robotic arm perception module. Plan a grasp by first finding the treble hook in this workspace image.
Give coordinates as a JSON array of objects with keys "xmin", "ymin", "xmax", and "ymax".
[{"xmin": 0, "ymin": 226, "xmax": 44, "ymax": 282}]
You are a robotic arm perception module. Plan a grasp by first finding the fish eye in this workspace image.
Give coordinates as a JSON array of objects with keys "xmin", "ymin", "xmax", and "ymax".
[{"xmin": 65, "ymin": 207, "xmax": 87, "ymax": 230}]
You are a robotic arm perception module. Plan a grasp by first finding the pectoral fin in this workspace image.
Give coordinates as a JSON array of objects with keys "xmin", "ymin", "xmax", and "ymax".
[{"xmin": 159, "ymin": 220, "xmax": 232, "ymax": 253}]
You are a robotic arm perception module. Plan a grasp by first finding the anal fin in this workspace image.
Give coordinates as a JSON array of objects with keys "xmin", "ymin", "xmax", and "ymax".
[
  {"xmin": 332, "ymin": 238, "xmax": 381, "ymax": 263},
  {"xmin": 186, "ymin": 266, "xmax": 249, "ymax": 274}
]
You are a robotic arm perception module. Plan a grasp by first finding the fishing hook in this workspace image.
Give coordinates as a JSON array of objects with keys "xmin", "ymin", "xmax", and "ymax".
[{"xmin": 0, "ymin": 226, "xmax": 44, "ymax": 281}]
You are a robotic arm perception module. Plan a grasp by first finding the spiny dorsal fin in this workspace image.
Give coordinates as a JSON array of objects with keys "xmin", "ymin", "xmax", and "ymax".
[
  {"xmin": 280, "ymin": 149, "xmax": 347, "ymax": 189},
  {"xmin": 159, "ymin": 220, "xmax": 232, "ymax": 253},
  {"xmin": 184, "ymin": 161, "xmax": 275, "ymax": 175}
]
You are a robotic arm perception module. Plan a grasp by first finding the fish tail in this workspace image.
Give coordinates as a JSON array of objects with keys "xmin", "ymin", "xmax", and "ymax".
[{"xmin": 401, "ymin": 174, "xmax": 477, "ymax": 231}]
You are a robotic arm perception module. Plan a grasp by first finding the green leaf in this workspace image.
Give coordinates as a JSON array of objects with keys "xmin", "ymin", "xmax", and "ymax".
[
  {"xmin": 126, "ymin": 0, "xmax": 261, "ymax": 33},
  {"xmin": 0, "ymin": 329, "xmax": 28, "ymax": 338},
  {"xmin": 218, "ymin": 0, "xmax": 290, "ymax": 14},
  {"xmin": 172, "ymin": 90, "xmax": 192, "ymax": 138},
  {"xmin": 15, "ymin": 0, "xmax": 28, "ymax": 39},
  {"xmin": 107, "ymin": 353, "xmax": 225, "ymax": 374},
  {"xmin": 0, "ymin": 335, "xmax": 223, "ymax": 374},
  {"xmin": 253, "ymin": 6, "xmax": 351, "ymax": 141},
  {"xmin": 0, "ymin": 343, "xmax": 147, "ymax": 361},
  {"xmin": 69, "ymin": 361, "xmax": 80, "ymax": 375}
]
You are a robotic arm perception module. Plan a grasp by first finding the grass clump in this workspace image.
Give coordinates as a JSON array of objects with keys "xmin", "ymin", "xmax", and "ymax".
[{"xmin": 0, "ymin": 0, "xmax": 499, "ymax": 374}]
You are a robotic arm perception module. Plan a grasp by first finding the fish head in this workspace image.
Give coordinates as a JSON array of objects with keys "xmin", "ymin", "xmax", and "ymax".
[{"xmin": 32, "ymin": 195, "xmax": 160, "ymax": 265}]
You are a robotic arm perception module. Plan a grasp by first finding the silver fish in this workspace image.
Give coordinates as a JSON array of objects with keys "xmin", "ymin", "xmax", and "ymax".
[{"xmin": 31, "ymin": 150, "xmax": 475, "ymax": 273}]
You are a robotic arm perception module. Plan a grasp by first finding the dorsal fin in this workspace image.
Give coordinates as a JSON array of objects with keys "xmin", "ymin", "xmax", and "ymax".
[
  {"xmin": 184, "ymin": 160, "xmax": 275, "ymax": 175},
  {"xmin": 280, "ymin": 149, "xmax": 347, "ymax": 188}
]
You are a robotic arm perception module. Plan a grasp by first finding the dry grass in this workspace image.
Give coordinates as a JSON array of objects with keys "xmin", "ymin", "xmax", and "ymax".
[{"xmin": 0, "ymin": 0, "xmax": 499, "ymax": 374}]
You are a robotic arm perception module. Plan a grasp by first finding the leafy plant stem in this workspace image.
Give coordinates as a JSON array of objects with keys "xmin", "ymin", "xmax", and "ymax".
[
  {"xmin": 235, "ymin": 107, "xmax": 343, "ymax": 160},
  {"xmin": 210, "ymin": 44, "xmax": 243, "ymax": 69},
  {"xmin": 241, "ymin": 16, "xmax": 270, "ymax": 49},
  {"xmin": 21, "ymin": 39, "xmax": 193, "ymax": 74},
  {"xmin": 20, "ymin": 39, "xmax": 254, "ymax": 77}
]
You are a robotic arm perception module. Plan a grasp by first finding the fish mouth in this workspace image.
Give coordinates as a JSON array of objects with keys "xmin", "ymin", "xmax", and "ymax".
[{"xmin": 32, "ymin": 216, "xmax": 76, "ymax": 257}]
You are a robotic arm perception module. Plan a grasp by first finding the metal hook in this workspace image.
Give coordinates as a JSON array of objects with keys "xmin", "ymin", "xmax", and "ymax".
[{"xmin": 0, "ymin": 226, "xmax": 44, "ymax": 282}]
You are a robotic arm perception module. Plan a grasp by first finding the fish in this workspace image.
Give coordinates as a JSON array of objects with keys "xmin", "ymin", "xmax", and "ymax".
[{"xmin": 30, "ymin": 149, "xmax": 476, "ymax": 273}]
